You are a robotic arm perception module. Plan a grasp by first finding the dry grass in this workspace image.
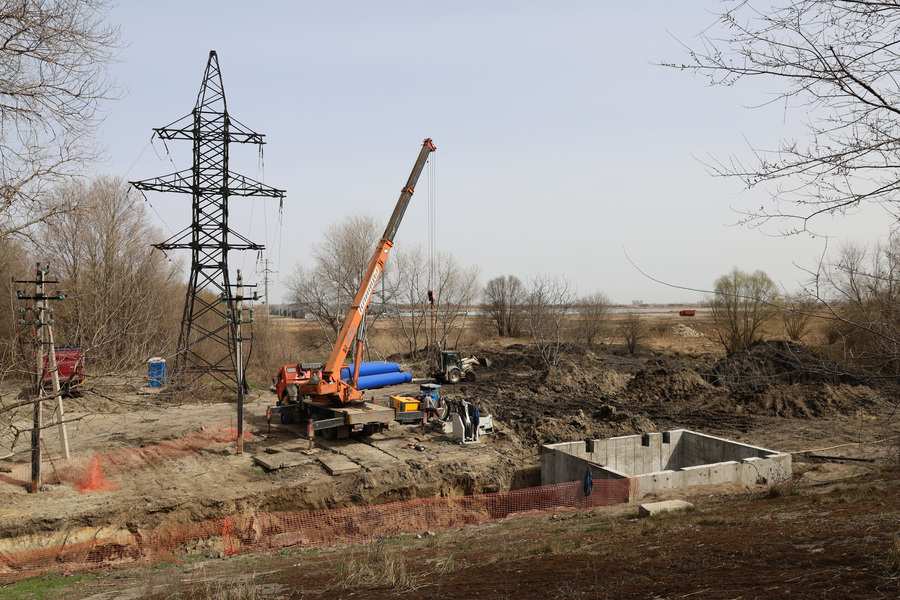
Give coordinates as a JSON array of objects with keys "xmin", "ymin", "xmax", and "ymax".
[
  {"xmin": 164, "ymin": 577, "xmax": 261, "ymax": 600},
  {"xmin": 333, "ymin": 539, "xmax": 417, "ymax": 592}
]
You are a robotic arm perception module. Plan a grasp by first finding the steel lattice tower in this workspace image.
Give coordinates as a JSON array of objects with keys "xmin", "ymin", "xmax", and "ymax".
[{"xmin": 131, "ymin": 50, "xmax": 286, "ymax": 388}]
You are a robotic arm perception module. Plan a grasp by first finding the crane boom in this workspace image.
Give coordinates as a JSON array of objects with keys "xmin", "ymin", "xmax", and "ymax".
[{"xmin": 300, "ymin": 138, "xmax": 436, "ymax": 404}]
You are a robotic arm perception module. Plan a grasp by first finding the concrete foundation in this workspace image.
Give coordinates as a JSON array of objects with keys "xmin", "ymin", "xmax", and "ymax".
[{"xmin": 541, "ymin": 429, "xmax": 791, "ymax": 499}]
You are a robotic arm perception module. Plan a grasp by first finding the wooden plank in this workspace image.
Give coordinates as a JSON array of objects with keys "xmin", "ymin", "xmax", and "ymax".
[
  {"xmin": 335, "ymin": 402, "xmax": 394, "ymax": 426},
  {"xmin": 317, "ymin": 452, "xmax": 361, "ymax": 476}
]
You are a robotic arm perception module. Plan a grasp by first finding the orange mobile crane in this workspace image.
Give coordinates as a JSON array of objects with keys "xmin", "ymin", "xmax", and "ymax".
[{"xmin": 271, "ymin": 138, "xmax": 436, "ymax": 438}]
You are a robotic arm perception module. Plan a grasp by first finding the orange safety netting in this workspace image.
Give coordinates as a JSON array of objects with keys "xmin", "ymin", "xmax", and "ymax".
[{"xmin": 0, "ymin": 478, "xmax": 631, "ymax": 583}]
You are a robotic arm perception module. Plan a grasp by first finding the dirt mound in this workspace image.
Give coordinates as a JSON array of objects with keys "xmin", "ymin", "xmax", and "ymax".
[
  {"xmin": 472, "ymin": 378, "xmax": 654, "ymax": 448},
  {"xmin": 703, "ymin": 341, "xmax": 882, "ymax": 417},
  {"xmin": 623, "ymin": 364, "xmax": 716, "ymax": 404},
  {"xmin": 478, "ymin": 344, "xmax": 558, "ymax": 372},
  {"xmin": 708, "ymin": 341, "xmax": 863, "ymax": 395},
  {"xmin": 527, "ymin": 410, "xmax": 656, "ymax": 445},
  {"xmin": 754, "ymin": 384, "xmax": 883, "ymax": 418},
  {"xmin": 541, "ymin": 360, "xmax": 632, "ymax": 397}
]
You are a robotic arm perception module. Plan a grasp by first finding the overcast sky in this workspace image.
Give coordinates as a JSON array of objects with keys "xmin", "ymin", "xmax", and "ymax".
[{"xmin": 99, "ymin": 1, "xmax": 887, "ymax": 304}]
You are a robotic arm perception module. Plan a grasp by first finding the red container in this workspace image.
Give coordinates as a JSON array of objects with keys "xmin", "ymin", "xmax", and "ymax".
[
  {"xmin": 678, "ymin": 309, "xmax": 696, "ymax": 317},
  {"xmin": 43, "ymin": 347, "xmax": 85, "ymax": 391}
]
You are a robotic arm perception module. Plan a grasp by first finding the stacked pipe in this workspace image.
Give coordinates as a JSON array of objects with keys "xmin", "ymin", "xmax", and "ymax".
[{"xmin": 340, "ymin": 362, "xmax": 412, "ymax": 390}]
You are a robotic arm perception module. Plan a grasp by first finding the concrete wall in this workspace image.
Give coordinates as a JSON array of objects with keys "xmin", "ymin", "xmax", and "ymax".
[
  {"xmin": 540, "ymin": 446, "xmax": 630, "ymax": 484},
  {"xmin": 541, "ymin": 429, "xmax": 792, "ymax": 499},
  {"xmin": 543, "ymin": 432, "xmax": 680, "ymax": 477},
  {"xmin": 668, "ymin": 430, "xmax": 773, "ymax": 470}
]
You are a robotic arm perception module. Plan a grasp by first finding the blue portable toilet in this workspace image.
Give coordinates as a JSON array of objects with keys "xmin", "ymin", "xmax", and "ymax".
[{"xmin": 147, "ymin": 357, "xmax": 167, "ymax": 387}]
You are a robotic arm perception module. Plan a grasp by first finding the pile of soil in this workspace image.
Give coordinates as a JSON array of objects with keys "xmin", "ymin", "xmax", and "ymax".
[
  {"xmin": 704, "ymin": 341, "xmax": 882, "ymax": 417},
  {"xmin": 475, "ymin": 383, "xmax": 655, "ymax": 446},
  {"xmin": 459, "ymin": 344, "xmax": 656, "ymax": 446},
  {"xmin": 457, "ymin": 339, "xmax": 886, "ymax": 446},
  {"xmin": 756, "ymin": 383, "xmax": 883, "ymax": 418},
  {"xmin": 622, "ymin": 363, "xmax": 717, "ymax": 405},
  {"xmin": 542, "ymin": 359, "xmax": 632, "ymax": 397},
  {"xmin": 707, "ymin": 341, "xmax": 863, "ymax": 394}
]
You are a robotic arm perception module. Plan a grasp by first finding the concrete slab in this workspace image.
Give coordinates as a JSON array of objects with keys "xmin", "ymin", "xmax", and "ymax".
[
  {"xmin": 317, "ymin": 452, "xmax": 361, "ymax": 476},
  {"xmin": 330, "ymin": 441, "xmax": 397, "ymax": 470},
  {"xmin": 638, "ymin": 499, "xmax": 694, "ymax": 518},
  {"xmin": 252, "ymin": 452, "xmax": 314, "ymax": 472}
]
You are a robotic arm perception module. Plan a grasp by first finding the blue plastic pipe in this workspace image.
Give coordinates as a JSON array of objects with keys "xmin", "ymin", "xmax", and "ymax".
[
  {"xmin": 355, "ymin": 371, "xmax": 413, "ymax": 390},
  {"xmin": 340, "ymin": 361, "xmax": 402, "ymax": 380}
]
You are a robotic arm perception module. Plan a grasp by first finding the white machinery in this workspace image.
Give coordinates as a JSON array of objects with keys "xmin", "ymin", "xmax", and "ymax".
[{"xmin": 445, "ymin": 399, "xmax": 493, "ymax": 444}]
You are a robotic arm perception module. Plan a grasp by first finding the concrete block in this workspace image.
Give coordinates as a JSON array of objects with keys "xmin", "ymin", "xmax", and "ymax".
[
  {"xmin": 317, "ymin": 453, "xmax": 361, "ymax": 476},
  {"xmin": 638, "ymin": 499, "xmax": 694, "ymax": 518},
  {"xmin": 252, "ymin": 451, "xmax": 313, "ymax": 471}
]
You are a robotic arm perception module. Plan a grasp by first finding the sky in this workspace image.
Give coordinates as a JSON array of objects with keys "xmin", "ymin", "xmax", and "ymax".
[{"xmin": 97, "ymin": 1, "xmax": 887, "ymax": 304}]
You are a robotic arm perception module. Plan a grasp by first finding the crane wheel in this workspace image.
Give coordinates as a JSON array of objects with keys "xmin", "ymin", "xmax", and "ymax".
[{"xmin": 447, "ymin": 367, "xmax": 462, "ymax": 384}]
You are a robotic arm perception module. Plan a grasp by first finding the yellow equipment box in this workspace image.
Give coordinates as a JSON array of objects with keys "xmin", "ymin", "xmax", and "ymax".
[{"xmin": 390, "ymin": 395, "xmax": 420, "ymax": 412}]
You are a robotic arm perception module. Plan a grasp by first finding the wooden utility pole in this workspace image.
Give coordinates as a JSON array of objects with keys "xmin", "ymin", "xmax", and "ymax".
[
  {"xmin": 15, "ymin": 264, "xmax": 67, "ymax": 492},
  {"xmin": 230, "ymin": 270, "xmax": 256, "ymax": 454},
  {"xmin": 47, "ymin": 324, "xmax": 70, "ymax": 460}
]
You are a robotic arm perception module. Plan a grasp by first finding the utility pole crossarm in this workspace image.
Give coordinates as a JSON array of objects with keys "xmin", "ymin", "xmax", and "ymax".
[
  {"xmin": 130, "ymin": 170, "xmax": 285, "ymax": 199},
  {"xmin": 153, "ymin": 225, "xmax": 265, "ymax": 252},
  {"xmin": 153, "ymin": 119, "xmax": 267, "ymax": 145}
]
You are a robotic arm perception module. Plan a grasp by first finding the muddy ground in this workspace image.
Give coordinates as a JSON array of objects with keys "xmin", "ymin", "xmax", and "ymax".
[{"xmin": 1, "ymin": 321, "xmax": 898, "ymax": 591}]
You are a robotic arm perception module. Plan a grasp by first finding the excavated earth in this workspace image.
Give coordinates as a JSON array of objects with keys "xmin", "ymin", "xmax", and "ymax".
[
  {"xmin": 0, "ymin": 338, "xmax": 894, "ymax": 562},
  {"xmin": 459, "ymin": 341, "xmax": 891, "ymax": 445}
]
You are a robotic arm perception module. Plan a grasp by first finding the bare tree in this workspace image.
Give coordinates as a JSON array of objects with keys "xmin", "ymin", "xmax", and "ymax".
[
  {"xmin": 667, "ymin": 2, "xmax": 900, "ymax": 233},
  {"xmin": 0, "ymin": 0, "xmax": 119, "ymax": 240},
  {"xmin": 782, "ymin": 294, "xmax": 815, "ymax": 342},
  {"xmin": 484, "ymin": 275, "xmax": 525, "ymax": 337},
  {"xmin": 33, "ymin": 177, "xmax": 182, "ymax": 370},
  {"xmin": 0, "ymin": 237, "xmax": 29, "ymax": 381},
  {"xmin": 711, "ymin": 269, "xmax": 779, "ymax": 354},
  {"xmin": 390, "ymin": 248, "xmax": 427, "ymax": 355},
  {"xmin": 818, "ymin": 238, "xmax": 900, "ymax": 375},
  {"xmin": 390, "ymin": 247, "xmax": 479, "ymax": 357},
  {"xmin": 577, "ymin": 292, "xmax": 610, "ymax": 346},
  {"xmin": 618, "ymin": 312, "xmax": 645, "ymax": 355},
  {"xmin": 525, "ymin": 275, "xmax": 574, "ymax": 369},
  {"xmin": 288, "ymin": 215, "xmax": 399, "ymax": 341}
]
